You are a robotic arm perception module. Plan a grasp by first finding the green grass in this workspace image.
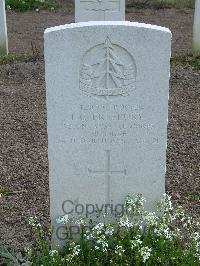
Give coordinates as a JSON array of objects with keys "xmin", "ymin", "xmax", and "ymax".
[
  {"xmin": 0, "ymin": 54, "xmax": 41, "ymax": 64},
  {"xmin": 154, "ymin": 0, "xmax": 195, "ymax": 9},
  {"xmin": 0, "ymin": 54, "xmax": 18, "ymax": 64},
  {"xmin": 171, "ymin": 55, "xmax": 200, "ymax": 69},
  {"xmin": 0, "ymin": 187, "xmax": 27, "ymax": 198},
  {"xmin": 186, "ymin": 194, "xmax": 200, "ymax": 202},
  {"xmin": 1, "ymin": 54, "xmax": 199, "ymax": 70},
  {"xmin": 5, "ymin": 0, "xmax": 57, "ymax": 12}
]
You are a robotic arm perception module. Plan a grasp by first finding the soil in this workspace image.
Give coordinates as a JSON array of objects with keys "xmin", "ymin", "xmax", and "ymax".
[
  {"xmin": 0, "ymin": 4, "xmax": 199, "ymax": 251},
  {"xmin": 6, "ymin": 6, "xmax": 194, "ymax": 57}
]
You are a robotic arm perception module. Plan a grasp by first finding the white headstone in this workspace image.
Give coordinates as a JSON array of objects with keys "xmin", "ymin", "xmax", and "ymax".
[
  {"xmin": 0, "ymin": 0, "xmax": 8, "ymax": 55},
  {"xmin": 75, "ymin": 0, "xmax": 125, "ymax": 22},
  {"xmin": 193, "ymin": 0, "xmax": 200, "ymax": 53},
  {"xmin": 44, "ymin": 21, "xmax": 171, "ymax": 244}
]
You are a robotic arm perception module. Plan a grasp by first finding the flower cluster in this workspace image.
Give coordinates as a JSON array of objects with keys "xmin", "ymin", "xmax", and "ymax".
[
  {"xmin": 96, "ymin": 235, "xmax": 108, "ymax": 252},
  {"xmin": 119, "ymin": 216, "xmax": 134, "ymax": 228},
  {"xmin": 143, "ymin": 211, "xmax": 158, "ymax": 226},
  {"xmin": 25, "ymin": 194, "xmax": 200, "ymax": 265},
  {"xmin": 191, "ymin": 232, "xmax": 200, "ymax": 260},
  {"xmin": 158, "ymin": 193, "xmax": 173, "ymax": 212},
  {"xmin": 126, "ymin": 193, "xmax": 146, "ymax": 215},
  {"xmin": 140, "ymin": 246, "xmax": 152, "ymax": 263},
  {"xmin": 64, "ymin": 242, "xmax": 81, "ymax": 263},
  {"xmin": 105, "ymin": 224, "xmax": 114, "ymax": 236},
  {"xmin": 115, "ymin": 245, "xmax": 125, "ymax": 256},
  {"xmin": 28, "ymin": 216, "xmax": 42, "ymax": 229},
  {"xmin": 75, "ymin": 216, "xmax": 86, "ymax": 226},
  {"xmin": 130, "ymin": 235, "xmax": 142, "ymax": 249},
  {"xmin": 56, "ymin": 214, "xmax": 69, "ymax": 224},
  {"xmin": 154, "ymin": 223, "xmax": 175, "ymax": 240},
  {"xmin": 49, "ymin": 250, "xmax": 58, "ymax": 257}
]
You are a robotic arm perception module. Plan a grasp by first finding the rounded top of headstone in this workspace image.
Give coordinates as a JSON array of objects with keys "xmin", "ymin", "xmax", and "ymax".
[{"xmin": 44, "ymin": 21, "xmax": 171, "ymax": 36}]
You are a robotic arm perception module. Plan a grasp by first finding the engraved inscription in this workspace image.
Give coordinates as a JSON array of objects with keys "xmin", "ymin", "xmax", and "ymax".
[
  {"xmin": 59, "ymin": 104, "xmax": 160, "ymax": 146},
  {"xmin": 80, "ymin": 37, "xmax": 136, "ymax": 99},
  {"xmin": 80, "ymin": 0, "xmax": 120, "ymax": 12},
  {"xmin": 88, "ymin": 150, "xmax": 127, "ymax": 203}
]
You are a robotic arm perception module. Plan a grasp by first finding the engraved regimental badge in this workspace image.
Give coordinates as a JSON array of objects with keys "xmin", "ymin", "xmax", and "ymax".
[{"xmin": 80, "ymin": 37, "xmax": 136, "ymax": 98}]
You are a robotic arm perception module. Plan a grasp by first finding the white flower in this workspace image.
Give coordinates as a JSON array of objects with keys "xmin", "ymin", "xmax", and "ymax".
[
  {"xmin": 130, "ymin": 236, "xmax": 142, "ymax": 249},
  {"xmin": 191, "ymin": 232, "xmax": 200, "ymax": 259},
  {"xmin": 56, "ymin": 214, "xmax": 69, "ymax": 224},
  {"xmin": 105, "ymin": 224, "xmax": 114, "ymax": 236},
  {"xmin": 119, "ymin": 216, "xmax": 134, "ymax": 228},
  {"xmin": 140, "ymin": 246, "xmax": 152, "ymax": 263},
  {"xmin": 160, "ymin": 193, "xmax": 173, "ymax": 212},
  {"xmin": 96, "ymin": 236, "xmax": 108, "ymax": 252},
  {"xmin": 92, "ymin": 222, "xmax": 105, "ymax": 235},
  {"xmin": 28, "ymin": 216, "xmax": 42, "ymax": 228},
  {"xmin": 49, "ymin": 250, "xmax": 58, "ymax": 256},
  {"xmin": 192, "ymin": 232, "xmax": 200, "ymax": 242},
  {"xmin": 126, "ymin": 194, "xmax": 146, "ymax": 213},
  {"xmin": 154, "ymin": 223, "xmax": 174, "ymax": 240},
  {"xmin": 24, "ymin": 246, "xmax": 32, "ymax": 255},
  {"xmin": 115, "ymin": 245, "xmax": 125, "ymax": 256},
  {"xmin": 144, "ymin": 211, "xmax": 158, "ymax": 226},
  {"xmin": 72, "ymin": 245, "xmax": 80, "ymax": 257},
  {"xmin": 93, "ymin": 222, "xmax": 104, "ymax": 230},
  {"xmin": 86, "ymin": 234, "xmax": 93, "ymax": 240},
  {"xmin": 29, "ymin": 216, "xmax": 36, "ymax": 226},
  {"xmin": 181, "ymin": 214, "xmax": 194, "ymax": 229},
  {"xmin": 69, "ymin": 243, "xmax": 81, "ymax": 258},
  {"xmin": 75, "ymin": 217, "xmax": 85, "ymax": 225},
  {"xmin": 174, "ymin": 228, "xmax": 181, "ymax": 237}
]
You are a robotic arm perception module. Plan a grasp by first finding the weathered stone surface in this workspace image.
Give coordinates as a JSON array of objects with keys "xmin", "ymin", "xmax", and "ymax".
[
  {"xmin": 193, "ymin": 0, "xmax": 200, "ymax": 53},
  {"xmin": 75, "ymin": 0, "xmax": 125, "ymax": 22},
  {"xmin": 44, "ymin": 21, "xmax": 171, "ymax": 244},
  {"xmin": 0, "ymin": 0, "xmax": 8, "ymax": 55}
]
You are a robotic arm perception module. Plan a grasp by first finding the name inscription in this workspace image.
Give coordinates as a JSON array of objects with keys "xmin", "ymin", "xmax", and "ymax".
[{"xmin": 59, "ymin": 104, "xmax": 159, "ymax": 145}]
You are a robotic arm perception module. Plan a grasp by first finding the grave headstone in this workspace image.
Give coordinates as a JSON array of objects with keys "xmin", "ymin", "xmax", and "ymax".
[
  {"xmin": 44, "ymin": 21, "xmax": 171, "ymax": 244},
  {"xmin": 75, "ymin": 0, "xmax": 125, "ymax": 22},
  {"xmin": 0, "ymin": 0, "xmax": 8, "ymax": 55},
  {"xmin": 193, "ymin": 0, "xmax": 200, "ymax": 53}
]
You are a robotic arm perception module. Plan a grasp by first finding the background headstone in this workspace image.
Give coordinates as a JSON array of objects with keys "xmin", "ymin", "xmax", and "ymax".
[
  {"xmin": 0, "ymin": 0, "xmax": 8, "ymax": 55},
  {"xmin": 44, "ymin": 21, "xmax": 171, "ymax": 243},
  {"xmin": 193, "ymin": 0, "xmax": 200, "ymax": 53},
  {"xmin": 75, "ymin": 0, "xmax": 125, "ymax": 22}
]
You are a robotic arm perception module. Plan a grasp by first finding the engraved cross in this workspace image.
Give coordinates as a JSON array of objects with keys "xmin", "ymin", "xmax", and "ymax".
[{"xmin": 88, "ymin": 150, "xmax": 127, "ymax": 204}]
